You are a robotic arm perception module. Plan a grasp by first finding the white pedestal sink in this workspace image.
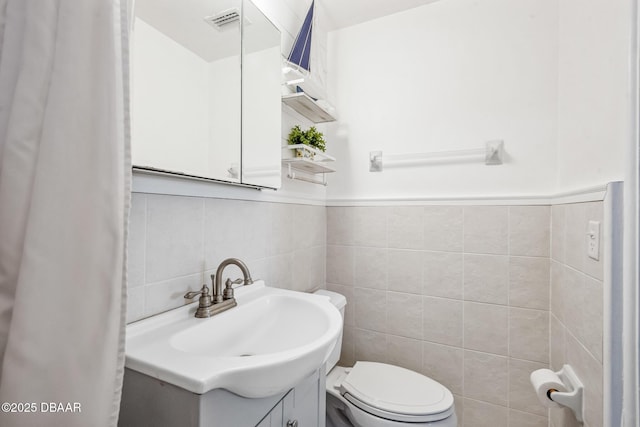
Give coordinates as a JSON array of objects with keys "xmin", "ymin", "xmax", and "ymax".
[{"xmin": 125, "ymin": 281, "xmax": 342, "ymax": 398}]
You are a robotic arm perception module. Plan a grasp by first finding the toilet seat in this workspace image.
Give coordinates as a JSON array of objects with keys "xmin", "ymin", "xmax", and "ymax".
[{"xmin": 335, "ymin": 362, "xmax": 455, "ymax": 423}]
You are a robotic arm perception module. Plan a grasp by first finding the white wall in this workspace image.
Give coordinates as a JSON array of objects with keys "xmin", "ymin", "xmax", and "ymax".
[
  {"xmin": 556, "ymin": 0, "xmax": 631, "ymax": 192},
  {"xmin": 323, "ymin": 0, "xmax": 633, "ymax": 201},
  {"xmin": 325, "ymin": 0, "xmax": 558, "ymax": 200}
]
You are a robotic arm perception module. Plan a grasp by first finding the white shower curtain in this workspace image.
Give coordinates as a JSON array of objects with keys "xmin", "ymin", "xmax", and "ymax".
[{"xmin": 0, "ymin": 0, "xmax": 130, "ymax": 426}]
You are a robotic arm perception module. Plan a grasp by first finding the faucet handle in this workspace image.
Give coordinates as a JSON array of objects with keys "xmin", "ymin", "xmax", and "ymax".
[
  {"xmin": 223, "ymin": 278, "xmax": 242, "ymax": 300},
  {"xmin": 184, "ymin": 285, "xmax": 210, "ymax": 300}
]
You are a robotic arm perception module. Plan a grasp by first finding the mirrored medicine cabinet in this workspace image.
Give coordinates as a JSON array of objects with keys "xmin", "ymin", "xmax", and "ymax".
[{"xmin": 131, "ymin": 0, "xmax": 281, "ymax": 189}]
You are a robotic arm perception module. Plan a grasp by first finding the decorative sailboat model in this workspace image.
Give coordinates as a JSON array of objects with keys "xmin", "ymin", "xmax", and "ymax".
[
  {"xmin": 281, "ymin": 1, "xmax": 336, "ymax": 122},
  {"xmin": 282, "ymin": 1, "xmax": 314, "ymax": 86}
]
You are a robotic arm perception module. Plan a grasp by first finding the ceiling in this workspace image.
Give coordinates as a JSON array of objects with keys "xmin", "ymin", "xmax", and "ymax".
[
  {"xmin": 134, "ymin": 0, "xmax": 443, "ymax": 61},
  {"xmin": 321, "ymin": 0, "xmax": 442, "ymax": 31},
  {"xmin": 135, "ymin": 0, "xmax": 242, "ymax": 62}
]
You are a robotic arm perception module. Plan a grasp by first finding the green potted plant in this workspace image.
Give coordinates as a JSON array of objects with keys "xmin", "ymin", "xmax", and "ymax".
[{"xmin": 287, "ymin": 125, "xmax": 326, "ymax": 159}]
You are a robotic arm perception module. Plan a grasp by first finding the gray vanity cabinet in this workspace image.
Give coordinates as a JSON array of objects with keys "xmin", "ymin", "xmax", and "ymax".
[
  {"xmin": 256, "ymin": 366, "xmax": 325, "ymax": 427},
  {"xmin": 119, "ymin": 366, "xmax": 325, "ymax": 427}
]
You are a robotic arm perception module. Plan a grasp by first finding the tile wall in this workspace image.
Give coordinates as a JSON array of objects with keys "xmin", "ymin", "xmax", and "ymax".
[
  {"xmin": 126, "ymin": 195, "xmax": 606, "ymax": 427},
  {"xmin": 549, "ymin": 201, "xmax": 604, "ymax": 427},
  {"xmin": 126, "ymin": 193, "xmax": 326, "ymax": 322},
  {"xmin": 326, "ymin": 205, "xmax": 552, "ymax": 427}
]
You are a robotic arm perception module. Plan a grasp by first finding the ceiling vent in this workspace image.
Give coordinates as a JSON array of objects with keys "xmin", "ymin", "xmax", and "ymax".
[{"xmin": 204, "ymin": 8, "xmax": 240, "ymax": 30}]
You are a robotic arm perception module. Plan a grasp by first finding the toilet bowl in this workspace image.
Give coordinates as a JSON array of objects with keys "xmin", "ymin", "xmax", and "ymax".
[{"xmin": 314, "ymin": 290, "xmax": 457, "ymax": 427}]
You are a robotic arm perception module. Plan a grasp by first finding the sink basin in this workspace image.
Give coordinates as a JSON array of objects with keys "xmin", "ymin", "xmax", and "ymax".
[{"xmin": 125, "ymin": 281, "xmax": 342, "ymax": 398}]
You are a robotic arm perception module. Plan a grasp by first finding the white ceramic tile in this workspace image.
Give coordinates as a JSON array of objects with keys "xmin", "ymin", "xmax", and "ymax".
[
  {"xmin": 126, "ymin": 286, "xmax": 145, "ymax": 323},
  {"xmin": 563, "ymin": 267, "xmax": 585, "ymax": 343},
  {"xmin": 309, "ymin": 245, "xmax": 326, "ymax": 289},
  {"xmin": 509, "ymin": 206, "xmax": 550, "ymax": 257},
  {"xmin": 550, "ymin": 407, "xmax": 582, "ymax": 427},
  {"xmin": 340, "ymin": 325, "xmax": 356, "ymax": 367},
  {"xmin": 509, "ymin": 307, "xmax": 549, "ymax": 363},
  {"xmin": 422, "ymin": 342, "xmax": 463, "ymax": 395},
  {"xmin": 312, "ymin": 205, "xmax": 327, "ymax": 247},
  {"xmin": 354, "ymin": 247, "xmax": 387, "ymax": 290},
  {"xmin": 354, "ymin": 288, "xmax": 387, "ymax": 333},
  {"xmin": 353, "ymin": 206, "xmax": 388, "ymax": 247},
  {"xmin": 463, "ymin": 206, "xmax": 508, "ymax": 255},
  {"xmin": 291, "ymin": 247, "xmax": 312, "ymax": 291},
  {"xmin": 463, "ymin": 302, "xmax": 509, "ymax": 356},
  {"xmin": 145, "ymin": 195, "xmax": 204, "ymax": 283},
  {"xmin": 566, "ymin": 333, "xmax": 603, "ymax": 427},
  {"xmin": 388, "ymin": 249, "xmax": 422, "ymax": 294},
  {"xmin": 423, "ymin": 296, "xmax": 463, "ymax": 347},
  {"xmin": 549, "ymin": 314, "xmax": 566, "ymax": 371},
  {"xmin": 509, "ymin": 358, "xmax": 548, "ymax": 416},
  {"xmin": 386, "ymin": 335, "xmax": 423, "ymax": 373},
  {"xmin": 338, "ymin": 326, "xmax": 356, "ymax": 366},
  {"xmin": 423, "ymin": 206, "xmax": 463, "ymax": 252},
  {"xmin": 144, "ymin": 273, "xmax": 202, "ymax": 317},
  {"xmin": 462, "ymin": 398, "xmax": 508, "ymax": 427},
  {"xmin": 127, "ymin": 193, "xmax": 146, "ymax": 288},
  {"xmin": 266, "ymin": 202, "xmax": 294, "ymax": 256},
  {"xmin": 463, "ymin": 350, "xmax": 509, "ymax": 405},
  {"xmin": 463, "ymin": 254, "xmax": 509, "ymax": 305},
  {"xmin": 204, "ymin": 198, "xmax": 263, "ymax": 270},
  {"xmin": 326, "ymin": 245, "xmax": 354, "ymax": 285},
  {"xmin": 582, "ymin": 275, "xmax": 603, "ymax": 362},
  {"xmin": 267, "ymin": 253, "xmax": 294, "ymax": 290},
  {"xmin": 423, "ymin": 251, "xmax": 463, "ymax": 300},
  {"xmin": 551, "ymin": 204, "xmax": 566, "ymax": 263},
  {"xmin": 388, "ymin": 207, "xmax": 424, "ymax": 249},
  {"xmin": 550, "ymin": 261, "xmax": 566, "ymax": 323},
  {"xmin": 327, "ymin": 207, "xmax": 355, "ymax": 246},
  {"xmin": 354, "ymin": 328, "xmax": 387, "ymax": 363},
  {"xmin": 564, "ymin": 203, "xmax": 587, "ymax": 272},
  {"xmin": 239, "ymin": 199, "xmax": 270, "ymax": 260},
  {"xmin": 292, "ymin": 204, "xmax": 316, "ymax": 251},
  {"xmin": 509, "ymin": 256, "xmax": 550, "ymax": 310},
  {"xmin": 509, "ymin": 409, "xmax": 548, "ymax": 427},
  {"xmin": 248, "ymin": 258, "xmax": 268, "ymax": 284},
  {"xmin": 387, "ymin": 292, "xmax": 423, "ymax": 339}
]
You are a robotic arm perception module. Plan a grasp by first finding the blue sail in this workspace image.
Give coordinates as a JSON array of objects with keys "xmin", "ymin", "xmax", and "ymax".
[{"xmin": 287, "ymin": 1, "xmax": 314, "ymax": 72}]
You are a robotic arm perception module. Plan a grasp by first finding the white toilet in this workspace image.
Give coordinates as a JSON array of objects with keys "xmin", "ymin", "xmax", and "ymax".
[{"xmin": 315, "ymin": 290, "xmax": 457, "ymax": 427}]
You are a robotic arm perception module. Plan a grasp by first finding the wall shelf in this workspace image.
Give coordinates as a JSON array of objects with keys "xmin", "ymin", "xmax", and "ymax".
[
  {"xmin": 282, "ymin": 144, "xmax": 335, "ymax": 185},
  {"xmin": 282, "ymin": 92, "xmax": 336, "ymax": 123},
  {"xmin": 282, "ymin": 158, "xmax": 336, "ymax": 174}
]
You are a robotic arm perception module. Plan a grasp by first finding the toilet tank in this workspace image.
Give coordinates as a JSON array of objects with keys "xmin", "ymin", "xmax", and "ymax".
[{"xmin": 313, "ymin": 289, "xmax": 346, "ymax": 372}]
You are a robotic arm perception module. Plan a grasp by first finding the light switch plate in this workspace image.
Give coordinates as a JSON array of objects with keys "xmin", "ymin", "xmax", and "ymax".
[{"xmin": 587, "ymin": 220, "xmax": 600, "ymax": 261}]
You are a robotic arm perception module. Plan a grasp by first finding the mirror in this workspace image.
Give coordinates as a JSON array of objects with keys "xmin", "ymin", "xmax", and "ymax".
[
  {"xmin": 131, "ymin": 0, "xmax": 281, "ymax": 188},
  {"xmin": 241, "ymin": 0, "xmax": 281, "ymax": 189}
]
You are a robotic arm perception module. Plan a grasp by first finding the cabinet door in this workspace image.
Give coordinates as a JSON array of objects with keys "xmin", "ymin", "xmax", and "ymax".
[
  {"xmin": 255, "ymin": 399, "xmax": 283, "ymax": 427},
  {"xmin": 283, "ymin": 369, "xmax": 324, "ymax": 427}
]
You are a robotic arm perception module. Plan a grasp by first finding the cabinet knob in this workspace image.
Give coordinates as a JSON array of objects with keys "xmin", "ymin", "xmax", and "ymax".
[{"xmin": 286, "ymin": 420, "xmax": 298, "ymax": 427}]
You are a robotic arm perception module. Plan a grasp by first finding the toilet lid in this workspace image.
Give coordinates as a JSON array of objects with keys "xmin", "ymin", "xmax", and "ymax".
[{"xmin": 339, "ymin": 362, "xmax": 454, "ymax": 423}]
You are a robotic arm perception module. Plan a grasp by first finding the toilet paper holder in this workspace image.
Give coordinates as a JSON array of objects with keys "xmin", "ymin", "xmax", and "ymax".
[{"xmin": 547, "ymin": 365, "xmax": 584, "ymax": 422}]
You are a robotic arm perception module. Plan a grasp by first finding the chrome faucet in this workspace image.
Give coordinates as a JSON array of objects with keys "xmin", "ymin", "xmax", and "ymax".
[{"xmin": 184, "ymin": 258, "xmax": 253, "ymax": 318}]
